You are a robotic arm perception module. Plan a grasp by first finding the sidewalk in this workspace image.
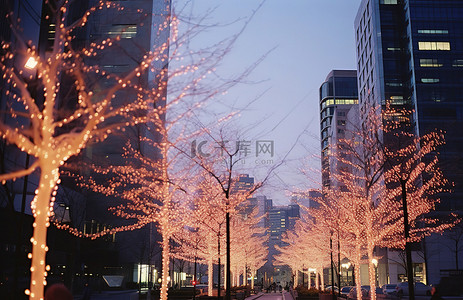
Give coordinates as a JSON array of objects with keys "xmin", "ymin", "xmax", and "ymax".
[
  {"xmin": 245, "ymin": 292, "xmax": 265, "ymax": 300},
  {"xmin": 74, "ymin": 290, "xmax": 138, "ymax": 300},
  {"xmin": 282, "ymin": 290, "xmax": 295, "ymax": 300}
]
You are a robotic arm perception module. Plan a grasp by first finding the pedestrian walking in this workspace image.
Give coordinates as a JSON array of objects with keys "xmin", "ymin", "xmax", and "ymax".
[{"xmin": 431, "ymin": 286, "xmax": 443, "ymax": 300}]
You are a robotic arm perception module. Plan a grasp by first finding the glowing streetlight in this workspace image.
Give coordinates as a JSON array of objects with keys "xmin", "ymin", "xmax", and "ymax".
[
  {"xmin": 341, "ymin": 262, "xmax": 351, "ymax": 269},
  {"xmin": 24, "ymin": 57, "xmax": 38, "ymax": 69},
  {"xmin": 371, "ymin": 259, "xmax": 378, "ymax": 268}
]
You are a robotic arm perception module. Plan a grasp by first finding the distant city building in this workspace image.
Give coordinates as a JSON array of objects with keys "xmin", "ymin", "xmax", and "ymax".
[
  {"xmin": 355, "ymin": 0, "xmax": 463, "ymax": 285},
  {"xmin": 234, "ymin": 174, "xmax": 255, "ymax": 193},
  {"xmin": 259, "ymin": 198, "xmax": 300, "ymax": 287},
  {"xmin": 319, "ymin": 70, "xmax": 358, "ymax": 190},
  {"xmin": 292, "ymin": 189, "xmax": 322, "ymax": 209}
]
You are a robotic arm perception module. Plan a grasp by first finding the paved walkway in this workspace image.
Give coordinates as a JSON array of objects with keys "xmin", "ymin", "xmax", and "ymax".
[{"xmin": 246, "ymin": 291, "xmax": 294, "ymax": 300}]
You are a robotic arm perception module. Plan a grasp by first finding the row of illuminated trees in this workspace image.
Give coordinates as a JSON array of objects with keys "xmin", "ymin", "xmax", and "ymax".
[
  {"xmin": 0, "ymin": 1, "xmax": 269, "ymax": 299},
  {"xmin": 275, "ymin": 106, "xmax": 461, "ymax": 300}
]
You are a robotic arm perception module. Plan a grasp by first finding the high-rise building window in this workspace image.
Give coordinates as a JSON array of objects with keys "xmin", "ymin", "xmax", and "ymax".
[
  {"xmin": 418, "ymin": 29, "xmax": 449, "ymax": 35},
  {"xmin": 106, "ymin": 24, "xmax": 137, "ymax": 39},
  {"xmin": 452, "ymin": 59, "xmax": 463, "ymax": 67},
  {"xmin": 389, "ymin": 95, "xmax": 406, "ymax": 105},
  {"xmin": 421, "ymin": 78, "xmax": 440, "ymax": 83},
  {"xmin": 380, "ymin": 0, "xmax": 398, "ymax": 4},
  {"xmin": 419, "ymin": 59, "xmax": 443, "ymax": 67},
  {"xmin": 418, "ymin": 41, "xmax": 450, "ymax": 51}
]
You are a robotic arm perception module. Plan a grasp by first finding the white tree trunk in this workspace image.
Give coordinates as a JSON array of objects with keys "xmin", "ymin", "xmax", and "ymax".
[
  {"xmin": 320, "ymin": 269, "xmax": 325, "ymax": 291},
  {"xmin": 250, "ymin": 269, "xmax": 255, "ymax": 290},
  {"xmin": 294, "ymin": 269, "xmax": 299, "ymax": 288},
  {"xmin": 315, "ymin": 271, "xmax": 319, "ymax": 290},
  {"xmin": 29, "ymin": 165, "xmax": 59, "ymax": 300},
  {"xmin": 208, "ymin": 254, "xmax": 213, "ymax": 296},
  {"xmin": 355, "ymin": 242, "xmax": 362, "ymax": 300},
  {"xmin": 160, "ymin": 233, "xmax": 170, "ymax": 300},
  {"xmin": 368, "ymin": 247, "xmax": 377, "ymax": 300}
]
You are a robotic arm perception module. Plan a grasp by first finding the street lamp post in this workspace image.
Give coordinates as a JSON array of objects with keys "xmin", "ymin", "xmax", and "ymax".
[{"xmin": 341, "ymin": 263, "xmax": 351, "ymax": 286}]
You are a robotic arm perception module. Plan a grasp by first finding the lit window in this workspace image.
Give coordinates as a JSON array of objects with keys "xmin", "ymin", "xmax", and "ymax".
[
  {"xmin": 418, "ymin": 29, "xmax": 448, "ymax": 35},
  {"xmin": 106, "ymin": 25, "xmax": 137, "ymax": 39},
  {"xmin": 102, "ymin": 65, "xmax": 130, "ymax": 73},
  {"xmin": 419, "ymin": 59, "xmax": 442, "ymax": 67},
  {"xmin": 421, "ymin": 78, "xmax": 440, "ymax": 83},
  {"xmin": 335, "ymin": 99, "xmax": 359, "ymax": 105},
  {"xmin": 389, "ymin": 96, "xmax": 406, "ymax": 105},
  {"xmin": 48, "ymin": 24, "xmax": 56, "ymax": 41},
  {"xmin": 452, "ymin": 59, "xmax": 463, "ymax": 67},
  {"xmin": 418, "ymin": 42, "xmax": 450, "ymax": 51},
  {"xmin": 381, "ymin": 0, "xmax": 397, "ymax": 4},
  {"xmin": 386, "ymin": 82, "xmax": 403, "ymax": 87}
]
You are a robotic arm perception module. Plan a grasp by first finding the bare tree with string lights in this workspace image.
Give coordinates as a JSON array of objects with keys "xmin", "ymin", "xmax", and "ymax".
[
  {"xmin": 0, "ymin": 1, "xmax": 268, "ymax": 298},
  {"xmin": 0, "ymin": 1, "xmax": 172, "ymax": 297},
  {"xmin": 324, "ymin": 105, "xmax": 459, "ymax": 300}
]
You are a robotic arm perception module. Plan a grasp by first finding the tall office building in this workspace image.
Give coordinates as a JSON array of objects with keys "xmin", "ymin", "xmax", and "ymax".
[
  {"xmin": 0, "ymin": 0, "xmax": 172, "ymax": 293},
  {"xmin": 259, "ymin": 199, "xmax": 300, "ymax": 287},
  {"xmin": 355, "ymin": 0, "xmax": 463, "ymax": 284},
  {"xmin": 71, "ymin": 0, "xmax": 172, "ymax": 287},
  {"xmin": 355, "ymin": 0, "xmax": 463, "ymax": 211},
  {"xmin": 319, "ymin": 70, "xmax": 358, "ymax": 190}
]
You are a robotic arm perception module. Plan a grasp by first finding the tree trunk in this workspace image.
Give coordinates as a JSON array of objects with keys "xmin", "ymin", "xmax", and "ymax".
[
  {"xmin": 160, "ymin": 233, "xmax": 170, "ymax": 300},
  {"xmin": 320, "ymin": 269, "xmax": 325, "ymax": 291},
  {"xmin": 315, "ymin": 270, "xmax": 319, "ymax": 290},
  {"xmin": 218, "ymin": 232, "xmax": 221, "ymax": 299},
  {"xmin": 355, "ymin": 242, "xmax": 362, "ymax": 300},
  {"xmin": 208, "ymin": 252, "xmax": 213, "ymax": 296},
  {"xmin": 330, "ymin": 236, "xmax": 335, "ymax": 300},
  {"xmin": 401, "ymin": 180, "xmax": 415, "ymax": 300},
  {"xmin": 337, "ymin": 236, "xmax": 341, "ymax": 297},
  {"xmin": 193, "ymin": 256, "xmax": 197, "ymax": 300},
  {"xmin": 29, "ymin": 165, "xmax": 59, "ymax": 300},
  {"xmin": 250, "ymin": 269, "xmax": 255, "ymax": 290},
  {"xmin": 294, "ymin": 269, "xmax": 299, "ymax": 288},
  {"xmin": 226, "ymin": 211, "xmax": 231, "ymax": 300},
  {"xmin": 367, "ymin": 248, "xmax": 376, "ymax": 300}
]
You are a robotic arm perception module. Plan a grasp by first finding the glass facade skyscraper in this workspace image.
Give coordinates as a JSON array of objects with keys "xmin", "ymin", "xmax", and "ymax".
[
  {"xmin": 355, "ymin": 0, "xmax": 463, "ymax": 283},
  {"xmin": 356, "ymin": 0, "xmax": 463, "ymax": 211},
  {"xmin": 319, "ymin": 70, "xmax": 358, "ymax": 190}
]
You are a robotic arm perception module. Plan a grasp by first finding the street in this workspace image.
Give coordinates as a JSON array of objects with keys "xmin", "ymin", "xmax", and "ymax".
[{"xmin": 246, "ymin": 291, "xmax": 295, "ymax": 300}]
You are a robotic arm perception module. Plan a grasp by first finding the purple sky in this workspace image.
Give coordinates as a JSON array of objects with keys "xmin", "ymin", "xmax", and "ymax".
[{"xmin": 174, "ymin": 0, "xmax": 362, "ymax": 204}]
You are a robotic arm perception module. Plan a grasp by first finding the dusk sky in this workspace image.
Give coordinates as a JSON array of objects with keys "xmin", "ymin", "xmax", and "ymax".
[{"xmin": 176, "ymin": 0, "xmax": 362, "ymax": 204}]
